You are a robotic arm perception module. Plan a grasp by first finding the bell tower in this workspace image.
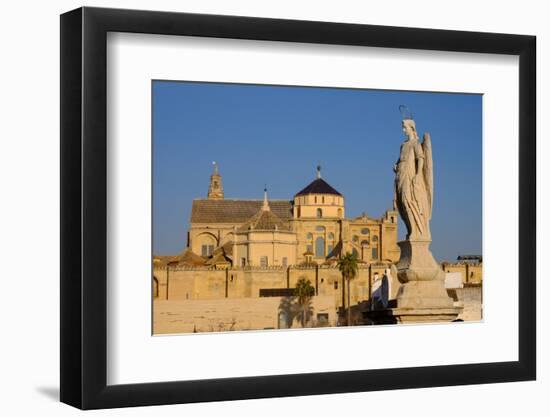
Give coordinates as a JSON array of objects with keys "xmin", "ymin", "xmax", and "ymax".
[{"xmin": 207, "ymin": 161, "xmax": 224, "ymax": 200}]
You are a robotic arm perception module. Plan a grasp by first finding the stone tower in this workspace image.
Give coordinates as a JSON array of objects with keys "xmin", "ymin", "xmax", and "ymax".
[
  {"xmin": 207, "ymin": 162, "xmax": 224, "ymax": 200},
  {"xmin": 292, "ymin": 165, "xmax": 345, "ymax": 219}
]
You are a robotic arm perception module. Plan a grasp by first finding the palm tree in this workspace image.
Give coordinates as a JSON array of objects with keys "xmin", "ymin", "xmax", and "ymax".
[
  {"xmin": 294, "ymin": 278, "xmax": 315, "ymax": 327},
  {"xmin": 337, "ymin": 252, "xmax": 359, "ymax": 326}
]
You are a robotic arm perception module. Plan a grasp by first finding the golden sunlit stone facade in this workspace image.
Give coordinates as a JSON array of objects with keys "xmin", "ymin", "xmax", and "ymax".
[
  {"xmin": 442, "ymin": 256, "xmax": 483, "ymax": 285},
  {"xmin": 152, "ymin": 165, "xmax": 482, "ymax": 332},
  {"xmin": 185, "ymin": 165, "xmax": 400, "ymax": 268}
]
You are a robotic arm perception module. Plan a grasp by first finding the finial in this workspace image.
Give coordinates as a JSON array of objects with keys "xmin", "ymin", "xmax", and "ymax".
[
  {"xmin": 316, "ymin": 164, "xmax": 322, "ymax": 179},
  {"xmin": 212, "ymin": 161, "xmax": 218, "ymax": 175},
  {"xmin": 262, "ymin": 185, "xmax": 270, "ymax": 211}
]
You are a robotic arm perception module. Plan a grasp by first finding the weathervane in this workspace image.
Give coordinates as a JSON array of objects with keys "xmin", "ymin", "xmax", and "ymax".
[
  {"xmin": 399, "ymin": 105, "xmax": 413, "ymax": 120},
  {"xmin": 262, "ymin": 184, "xmax": 269, "ymax": 210}
]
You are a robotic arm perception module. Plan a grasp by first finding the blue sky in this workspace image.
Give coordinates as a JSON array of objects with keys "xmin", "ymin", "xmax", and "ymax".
[{"xmin": 153, "ymin": 81, "xmax": 482, "ymax": 262}]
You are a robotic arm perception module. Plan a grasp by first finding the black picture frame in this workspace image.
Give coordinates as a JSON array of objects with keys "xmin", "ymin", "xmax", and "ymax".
[{"xmin": 60, "ymin": 6, "xmax": 536, "ymax": 410}]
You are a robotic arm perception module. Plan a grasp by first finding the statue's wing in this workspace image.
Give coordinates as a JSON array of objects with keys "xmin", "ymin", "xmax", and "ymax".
[{"xmin": 422, "ymin": 133, "xmax": 433, "ymax": 218}]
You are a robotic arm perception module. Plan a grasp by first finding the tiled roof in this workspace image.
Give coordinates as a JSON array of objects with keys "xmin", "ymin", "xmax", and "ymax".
[
  {"xmin": 191, "ymin": 199, "xmax": 292, "ymax": 224},
  {"xmin": 238, "ymin": 208, "xmax": 290, "ymax": 232},
  {"xmin": 295, "ymin": 178, "xmax": 342, "ymax": 197},
  {"xmin": 205, "ymin": 252, "xmax": 232, "ymax": 265},
  {"xmin": 153, "ymin": 255, "xmax": 180, "ymax": 266},
  {"xmin": 153, "ymin": 250, "xmax": 207, "ymax": 266},
  {"xmin": 213, "ymin": 241, "xmax": 234, "ymax": 257},
  {"xmin": 177, "ymin": 248, "xmax": 206, "ymax": 266}
]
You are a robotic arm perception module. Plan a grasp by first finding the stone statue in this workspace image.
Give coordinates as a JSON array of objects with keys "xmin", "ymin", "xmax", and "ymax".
[
  {"xmin": 394, "ymin": 118, "xmax": 433, "ymax": 241},
  {"xmin": 389, "ymin": 109, "xmax": 460, "ymax": 321},
  {"xmin": 365, "ymin": 109, "xmax": 462, "ymax": 324}
]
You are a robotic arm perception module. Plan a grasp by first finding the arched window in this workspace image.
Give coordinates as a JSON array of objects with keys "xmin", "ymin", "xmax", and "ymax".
[
  {"xmin": 198, "ymin": 233, "xmax": 217, "ymax": 257},
  {"xmin": 361, "ymin": 228, "xmax": 370, "ymax": 235},
  {"xmin": 297, "ymin": 206, "xmax": 301, "ymax": 217},
  {"xmin": 328, "ymin": 232, "xmax": 334, "ymax": 240},
  {"xmin": 352, "ymin": 235, "xmax": 359, "ymax": 243},
  {"xmin": 337, "ymin": 208, "xmax": 342, "ymax": 217},
  {"xmin": 361, "ymin": 239, "xmax": 369, "ymax": 246},
  {"xmin": 315, "ymin": 236, "xmax": 325, "ymax": 257},
  {"xmin": 372, "ymin": 235, "xmax": 378, "ymax": 243},
  {"xmin": 316, "ymin": 208, "xmax": 323, "ymax": 218},
  {"xmin": 322, "ymin": 196, "xmax": 325, "ymax": 203},
  {"xmin": 306, "ymin": 232, "xmax": 313, "ymax": 240}
]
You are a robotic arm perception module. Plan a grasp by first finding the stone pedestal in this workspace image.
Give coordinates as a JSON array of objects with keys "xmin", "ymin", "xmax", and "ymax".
[
  {"xmin": 366, "ymin": 240, "xmax": 462, "ymax": 324},
  {"xmin": 366, "ymin": 306, "xmax": 461, "ymax": 324}
]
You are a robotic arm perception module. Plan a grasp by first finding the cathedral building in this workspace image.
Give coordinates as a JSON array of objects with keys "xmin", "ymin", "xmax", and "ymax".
[{"xmin": 185, "ymin": 163, "xmax": 400, "ymax": 267}]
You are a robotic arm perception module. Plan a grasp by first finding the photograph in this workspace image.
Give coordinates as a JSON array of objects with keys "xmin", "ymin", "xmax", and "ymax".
[
  {"xmin": 152, "ymin": 81, "xmax": 483, "ymax": 334},
  {"xmin": 0, "ymin": 0, "xmax": 542, "ymax": 413}
]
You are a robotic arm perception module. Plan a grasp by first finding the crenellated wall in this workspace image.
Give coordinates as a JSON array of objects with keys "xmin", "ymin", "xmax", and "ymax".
[
  {"xmin": 442, "ymin": 263, "xmax": 483, "ymax": 284},
  {"xmin": 153, "ymin": 263, "xmax": 394, "ymax": 307}
]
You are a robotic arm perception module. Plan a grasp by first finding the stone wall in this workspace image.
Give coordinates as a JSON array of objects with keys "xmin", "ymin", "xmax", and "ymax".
[
  {"xmin": 442, "ymin": 263, "xmax": 483, "ymax": 284},
  {"xmin": 447, "ymin": 284, "xmax": 482, "ymax": 321},
  {"xmin": 153, "ymin": 295, "xmax": 337, "ymax": 334},
  {"xmin": 235, "ymin": 230, "xmax": 297, "ymax": 267},
  {"xmin": 153, "ymin": 264, "xmax": 393, "ymax": 308},
  {"xmin": 152, "ymin": 264, "xmax": 482, "ymax": 332}
]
